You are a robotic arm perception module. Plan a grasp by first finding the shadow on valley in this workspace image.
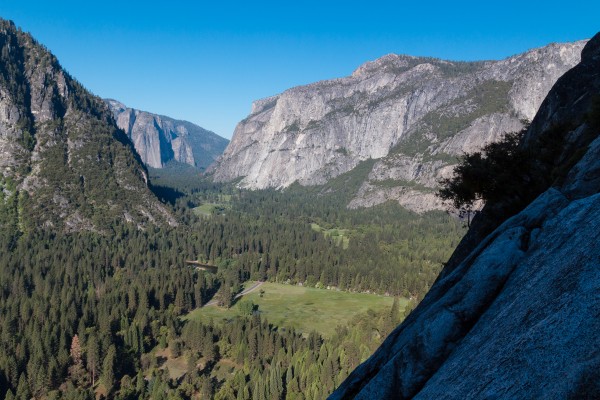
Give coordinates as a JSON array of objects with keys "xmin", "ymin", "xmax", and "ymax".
[{"xmin": 150, "ymin": 183, "xmax": 186, "ymax": 205}]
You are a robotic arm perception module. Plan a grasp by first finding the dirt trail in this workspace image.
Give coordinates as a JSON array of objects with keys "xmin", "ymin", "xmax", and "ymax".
[{"xmin": 203, "ymin": 281, "xmax": 265, "ymax": 307}]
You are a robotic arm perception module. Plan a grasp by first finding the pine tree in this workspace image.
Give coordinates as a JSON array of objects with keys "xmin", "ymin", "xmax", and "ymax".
[
  {"xmin": 237, "ymin": 385, "xmax": 250, "ymax": 400},
  {"xmin": 68, "ymin": 334, "xmax": 87, "ymax": 385},
  {"xmin": 101, "ymin": 344, "xmax": 116, "ymax": 393},
  {"xmin": 16, "ymin": 373, "xmax": 30, "ymax": 400},
  {"xmin": 70, "ymin": 335, "xmax": 82, "ymax": 367},
  {"xmin": 86, "ymin": 334, "xmax": 100, "ymax": 386},
  {"xmin": 199, "ymin": 375, "xmax": 214, "ymax": 399},
  {"xmin": 269, "ymin": 364, "xmax": 284, "ymax": 400},
  {"xmin": 383, "ymin": 297, "xmax": 401, "ymax": 336},
  {"xmin": 215, "ymin": 381, "xmax": 236, "ymax": 400},
  {"xmin": 135, "ymin": 369, "xmax": 146, "ymax": 394}
]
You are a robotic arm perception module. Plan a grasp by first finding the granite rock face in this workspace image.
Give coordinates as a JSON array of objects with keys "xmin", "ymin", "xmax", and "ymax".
[
  {"xmin": 106, "ymin": 99, "xmax": 228, "ymax": 169},
  {"xmin": 211, "ymin": 40, "xmax": 585, "ymax": 212},
  {"xmin": 330, "ymin": 32, "xmax": 600, "ymax": 400},
  {"xmin": 0, "ymin": 19, "xmax": 176, "ymax": 231}
]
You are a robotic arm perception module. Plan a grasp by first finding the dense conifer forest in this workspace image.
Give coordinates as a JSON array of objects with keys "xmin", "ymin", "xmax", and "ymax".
[{"xmin": 0, "ymin": 165, "xmax": 465, "ymax": 398}]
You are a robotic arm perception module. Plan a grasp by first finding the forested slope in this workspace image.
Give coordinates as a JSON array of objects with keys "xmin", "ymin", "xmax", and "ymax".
[{"xmin": 0, "ymin": 20, "xmax": 175, "ymax": 237}]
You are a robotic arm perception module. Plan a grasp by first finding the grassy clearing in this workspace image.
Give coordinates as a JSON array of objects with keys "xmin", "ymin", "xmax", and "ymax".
[
  {"xmin": 193, "ymin": 203, "xmax": 218, "ymax": 217},
  {"xmin": 212, "ymin": 359, "xmax": 241, "ymax": 382},
  {"xmin": 155, "ymin": 347, "xmax": 188, "ymax": 380},
  {"xmin": 310, "ymin": 223, "xmax": 351, "ymax": 249},
  {"xmin": 186, "ymin": 282, "xmax": 404, "ymax": 338},
  {"xmin": 192, "ymin": 199, "xmax": 231, "ymax": 217}
]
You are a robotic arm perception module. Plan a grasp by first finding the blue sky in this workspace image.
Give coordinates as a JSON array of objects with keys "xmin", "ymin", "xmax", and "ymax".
[{"xmin": 0, "ymin": 1, "xmax": 597, "ymax": 139}]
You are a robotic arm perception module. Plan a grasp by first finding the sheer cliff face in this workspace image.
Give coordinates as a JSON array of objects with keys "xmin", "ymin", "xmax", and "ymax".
[
  {"xmin": 330, "ymin": 33, "xmax": 600, "ymax": 400},
  {"xmin": 212, "ymin": 41, "xmax": 585, "ymax": 212},
  {"xmin": 0, "ymin": 20, "xmax": 175, "ymax": 232},
  {"xmin": 106, "ymin": 99, "xmax": 228, "ymax": 169}
]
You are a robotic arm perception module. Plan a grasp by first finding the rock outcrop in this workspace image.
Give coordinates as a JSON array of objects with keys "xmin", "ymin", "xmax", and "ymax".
[
  {"xmin": 211, "ymin": 40, "xmax": 586, "ymax": 212},
  {"xmin": 330, "ymin": 32, "xmax": 600, "ymax": 400},
  {"xmin": 0, "ymin": 19, "xmax": 176, "ymax": 232},
  {"xmin": 106, "ymin": 99, "xmax": 228, "ymax": 169}
]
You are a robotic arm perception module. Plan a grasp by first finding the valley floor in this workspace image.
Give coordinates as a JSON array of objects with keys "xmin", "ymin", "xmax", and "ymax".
[{"xmin": 187, "ymin": 281, "xmax": 403, "ymax": 338}]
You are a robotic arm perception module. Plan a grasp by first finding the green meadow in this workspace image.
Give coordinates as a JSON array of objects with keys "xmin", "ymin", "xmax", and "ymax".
[
  {"xmin": 192, "ymin": 196, "xmax": 232, "ymax": 217},
  {"xmin": 186, "ymin": 282, "xmax": 406, "ymax": 338},
  {"xmin": 310, "ymin": 222, "xmax": 351, "ymax": 249}
]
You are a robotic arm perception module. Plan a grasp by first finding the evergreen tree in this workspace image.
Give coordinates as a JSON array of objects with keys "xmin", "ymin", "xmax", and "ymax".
[
  {"xmin": 101, "ymin": 345, "xmax": 116, "ymax": 393},
  {"xmin": 16, "ymin": 373, "xmax": 30, "ymax": 400},
  {"xmin": 269, "ymin": 364, "xmax": 284, "ymax": 400},
  {"xmin": 86, "ymin": 334, "xmax": 100, "ymax": 386},
  {"xmin": 68, "ymin": 334, "xmax": 87, "ymax": 385}
]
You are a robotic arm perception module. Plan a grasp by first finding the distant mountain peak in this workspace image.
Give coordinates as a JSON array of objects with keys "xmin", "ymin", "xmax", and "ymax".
[{"xmin": 105, "ymin": 100, "xmax": 228, "ymax": 170}]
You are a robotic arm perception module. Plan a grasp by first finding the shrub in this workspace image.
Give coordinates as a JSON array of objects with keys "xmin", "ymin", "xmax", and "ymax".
[{"xmin": 237, "ymin": 300, "xmax": 257, "ymax": 316}]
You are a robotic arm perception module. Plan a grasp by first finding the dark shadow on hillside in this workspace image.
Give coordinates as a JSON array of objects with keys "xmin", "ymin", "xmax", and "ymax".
[{"xmin": 150, "ymin": 184, "xmax": 185, "ymax": 205}]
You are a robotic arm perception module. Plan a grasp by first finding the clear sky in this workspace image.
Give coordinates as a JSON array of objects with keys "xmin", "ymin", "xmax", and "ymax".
[{"xmin": 0, "ymin": 1, "xmax": 597, "ymax": 139}]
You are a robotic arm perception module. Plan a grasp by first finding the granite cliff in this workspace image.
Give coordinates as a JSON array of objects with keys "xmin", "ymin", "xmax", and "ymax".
[
  {"xmin": 0, "ymin": 20, "xmax": 175, "ymax": 232},
  {"xmin": 330, "ymin": 32, "xmax": 600, "ymax": 399},
  {"xmin": 106, "ymin": 99, "xmax": 228, "ymax": 169},
  {"xmin": 211, "ymin": 40, "xmax": 586, "ymax": 212}
]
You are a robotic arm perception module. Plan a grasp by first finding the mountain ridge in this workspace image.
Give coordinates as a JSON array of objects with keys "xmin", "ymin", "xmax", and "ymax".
[
  {"xmin": 106, "ymin": 99, "xmax": 228, "ymax": 170},
  {"xmin": 0, "ymin": 19, "xmax": 176, "ymax": 234},
  {"xmin": 211, "ymin": 39, "xmax": 586, "ymax": 212}
]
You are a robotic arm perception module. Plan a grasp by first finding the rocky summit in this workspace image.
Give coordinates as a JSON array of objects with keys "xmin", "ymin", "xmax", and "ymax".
[
  {"xmin": 0, "ymin": 20, "xmax": 176, "ymax": 232},
  {"xmin": 330, "ymin": 32, "xmax": 600, "ymax": 399},
  {"xmin": 106, "ymin": 99, "xmax": 228, "ymax": 170},
  {"xmin": 211, "ymin": 40, "xmax": 585, "ymax": 212}
]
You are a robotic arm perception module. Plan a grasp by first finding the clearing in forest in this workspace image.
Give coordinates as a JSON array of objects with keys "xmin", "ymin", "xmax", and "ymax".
[
  {"xmin": 310, "ymin": 223, "xmax": 351, "ymax": 249},
  {"xmin": 186, "ymin": 282, "xmax": 406, "ymax": 338}
]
